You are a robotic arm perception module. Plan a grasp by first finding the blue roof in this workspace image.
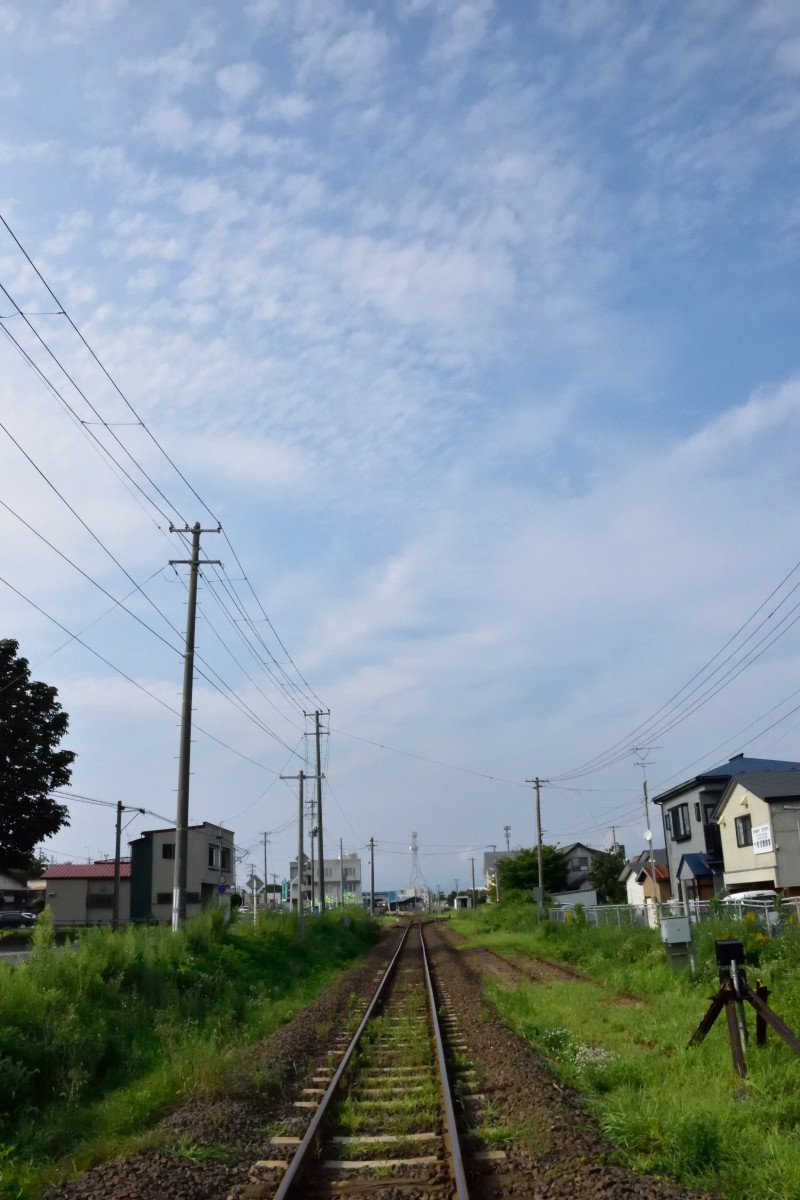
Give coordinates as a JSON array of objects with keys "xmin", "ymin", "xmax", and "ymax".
[
  {"xmin": 676, "ymin": 853, "xmax": 718, "ymax": 880},
  {"xmin": 700, "ymin": 755, "xmax": 800, "ymax": 777}
]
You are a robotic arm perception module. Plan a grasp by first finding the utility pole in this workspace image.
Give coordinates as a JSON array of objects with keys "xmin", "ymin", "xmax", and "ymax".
[
  {"xmin": 169, "ymin": 521, "xmax": 220, "ymax": 931},
  {"xmin": 113, "ymin": 800, "xmax": 123, "ymax": 931},
  {"xmin": 339, "ymin": 837, "xmax": 344, "ymax": 907},
  {"xmin": 470, "ymin": 857, "xmax": 476, "ymax": 910},
  {"xmin": 305, "ymin": 710, "xmax": 329, "ymax": 913},
  {"xmin": 262, "ymin": 832, "xmax": 269, "ymax": 912},
  {"xmin": 281, "ymin": 769, "xmax": 307, "ymax": 939},
  {"xmin": 633, "ymin": 749, "xmax": 660, "ymax": 918},
  {"xmin": 369, "ymin": 837, "xmax": 375, "ymax": 916},
  {"xmin": 526, "ymin": 777, "xmax": 546, "ymax": 922},
  {"xmin": 504, "ymin": 824, "xmax": 511, "ymax": 852},
  {"xmin": 310, "ymin": 823, "xmax": 316, "ymax": 912}
]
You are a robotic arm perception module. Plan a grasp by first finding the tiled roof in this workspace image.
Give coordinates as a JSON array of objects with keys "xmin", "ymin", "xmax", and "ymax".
[{"xmin": 43, "ymin": 862, "xmax": 131, "ymax": 880}]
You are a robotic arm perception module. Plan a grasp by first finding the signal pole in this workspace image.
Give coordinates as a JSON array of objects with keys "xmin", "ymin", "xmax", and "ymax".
[{"xmin": 169, "ymin": 521, "xmax": 220, "ymax": 931}]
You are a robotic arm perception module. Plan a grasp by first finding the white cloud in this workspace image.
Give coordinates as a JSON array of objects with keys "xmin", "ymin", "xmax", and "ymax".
[{"xmin": 216, "ymin": 61, "xmax": 264, "ymax": 103}]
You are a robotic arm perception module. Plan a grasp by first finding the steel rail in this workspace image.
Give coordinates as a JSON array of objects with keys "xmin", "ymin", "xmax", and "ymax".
[
  {"xmin": 420, "ymin": 921, "xmax": 471, "ymax": 1200},
  {"xmin": 272, "ymin": 922, "xmax": 411, "ymax": 1200}
]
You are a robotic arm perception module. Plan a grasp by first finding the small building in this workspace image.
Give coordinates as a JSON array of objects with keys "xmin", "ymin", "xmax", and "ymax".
[
  {"xmin": 620, "ymin": 849, "xmax": 668, "ymax": 906},
  {"xmin": 0, "ymin": 867, "xmax": 35, "ymax": 911},
  {"xmin": 716, "ymin": 772, "xmax": 800, "ymax": 895},
  {"xmin": 289, "ymin": 851, "xmax": 363, "ymax": 910},
  {"xmin": 634, "ymin": 860, "xmax": 671, "ymax": 903},
  {"xmin": 452, "ymin": 893, "xmax": 473, "ymax": 909},
  {"xmin": 129, "ymin": 822, "xmax": 235, "ymax": 923},
  {"xmin": 42, "ymin": 861, "xmax": 131, "ymax": 926}
]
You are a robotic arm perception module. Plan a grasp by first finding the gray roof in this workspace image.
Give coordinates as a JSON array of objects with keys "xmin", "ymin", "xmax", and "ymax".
[
  {"xmin": 653, "ymin": 755, "xmax": 800, "ymax": 805},
  {"xmin": 717, "ymin": 771, "xmax": 800, "ymax": 811}
]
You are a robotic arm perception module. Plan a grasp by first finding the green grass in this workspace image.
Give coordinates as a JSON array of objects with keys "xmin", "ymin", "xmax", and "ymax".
[
  {"xmin": 452, "ymin": 900, "xmax": 800, "ymax": 1200},
  {"xmin": 0, "ymin": 906, "xmax": 378, "ymax": 1200}
]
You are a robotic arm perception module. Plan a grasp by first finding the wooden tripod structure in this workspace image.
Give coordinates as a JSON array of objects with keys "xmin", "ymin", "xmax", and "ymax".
[{"xmin": 689, "ymin": 961, "xmax": 800, "ymax": 1076}]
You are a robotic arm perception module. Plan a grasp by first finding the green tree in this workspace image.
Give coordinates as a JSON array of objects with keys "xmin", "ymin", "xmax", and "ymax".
[
  {"xmin": 497, "ymin": 845, "xmax": 569, "ymax": 895},
  {"xmin": 588, "ymin": 848, "xmax": 627, "ymax": 903},
  {"xmin": 0, "ymin": 640, "xmax": 74, "ymax": 867}
]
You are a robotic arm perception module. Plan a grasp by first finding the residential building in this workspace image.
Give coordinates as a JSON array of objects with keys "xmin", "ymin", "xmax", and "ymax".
[
  {"xmin": 289, "ymin": 851, "xmax": 362, "ymax": 910},
  {"xmin": 0, "ymin": 867, "xmax": 34, "ymax": 911},
  {"xmin": 619, "ymin": 849, "xmax": 668, "ymax": 906},
  {"xmin": 129, "ymin": 822, "xmax": 235, "ymax": 923},
  {"xmin": 41, "ymin": 860, "xmax": 131, "ymax": 925},
  {"xmin": 561, "ymin": 842, "xmax": 604, "ymax": 891},
  {"xmin": 653, "ymin": 755, "xmax": 800, "ymax": 905},
  {"xmin": 482, "ymin": 849, "xmax": 521, "ymax": 890},
  {"xmin": 715, "ymin": 771, "xmax": 800, "ymax": 895}
]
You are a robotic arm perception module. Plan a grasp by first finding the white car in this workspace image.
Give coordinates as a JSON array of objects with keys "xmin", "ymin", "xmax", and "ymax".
[{"xmin": 719, "ymin": 890, "xmax": 777, "ymax": 904}]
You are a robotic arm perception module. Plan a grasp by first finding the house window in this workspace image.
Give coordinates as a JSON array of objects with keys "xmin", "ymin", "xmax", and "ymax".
[
  {"xmin": 735, "ymin": 815, "xmax": 753, "ymax": 848},
  {"xmin": 162, "ymin": 843, "xmax": 175, "ymax": 859},
  {"xmin": 670, "ymin": 803, "xmax": 691, "ymax": 841},
  {"xmin": 703, "ymin": 802, "xmax": 716, "ymax": 825},
  {"xmin": 208, "ymin": 844, "xmax": 220, "ymax": 869},
  {"xmin": 156, "ymin": 892, "xmax": 172, "ymax": 904},
  {"xmin": 570, "ymin": 856, "xmax": 589, "ymax": 870},
  {"xmin": 220, "ymin": 847, "xmax": 231, "ymax": 872}
]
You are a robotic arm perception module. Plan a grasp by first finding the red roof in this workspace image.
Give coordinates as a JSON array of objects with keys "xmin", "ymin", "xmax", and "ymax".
[{"xmin": 43, "ymin": 862, "xmax": 131, "ymax": 880}]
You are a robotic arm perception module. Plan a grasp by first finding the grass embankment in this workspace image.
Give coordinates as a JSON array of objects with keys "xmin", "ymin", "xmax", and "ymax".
[
  {"xmin": 452, "ymin": 900, "xmax": 800, "ymax": 1200},
  {"xmin": 0, "ymin": 907, "xmax": 378, "ymax": 1200}
]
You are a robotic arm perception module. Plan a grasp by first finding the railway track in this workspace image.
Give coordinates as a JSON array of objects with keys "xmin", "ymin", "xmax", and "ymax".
[{"xmin": 246, "ymin": 920, "xmax": 474, "ymax": 1199}]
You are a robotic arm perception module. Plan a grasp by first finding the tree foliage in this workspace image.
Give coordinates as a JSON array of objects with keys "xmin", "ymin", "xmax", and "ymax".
[
  {"xmin": 589, "ymin": 848, "xmax": 627, "ymax": 903},
  {"xmin": 497, "ymin": 845, "xmax": 569, "ymax": 895},
  {"xmin": 0, "ymin": 640, "xmax": 74, "ymax": 867}
]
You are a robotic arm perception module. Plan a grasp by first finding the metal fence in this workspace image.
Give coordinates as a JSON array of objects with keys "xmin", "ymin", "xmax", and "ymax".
[{"xmin": 547, "ymin": 897, "xmax": 800, "ymax": 934}]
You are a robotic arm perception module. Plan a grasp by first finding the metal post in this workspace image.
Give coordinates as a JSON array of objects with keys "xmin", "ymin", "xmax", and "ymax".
[{"xmin": 169, "ymin": 522, "xmax": 220, "ymax": 931}]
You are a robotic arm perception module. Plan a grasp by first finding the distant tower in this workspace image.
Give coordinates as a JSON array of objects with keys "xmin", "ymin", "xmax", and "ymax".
[
  {"xmin": 504, "ymin": 824, "xmax": 511, "ymax": 851},
  {"xmin": 408, "ymin": 832, "xmax": 430, "ymax": 906}
]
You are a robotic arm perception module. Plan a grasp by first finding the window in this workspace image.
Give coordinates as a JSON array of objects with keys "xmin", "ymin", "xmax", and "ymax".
[
  {"xmin": 220, "ymin": 847, "xmax": 231, "ymax": 872},
  {"xmin": 344, "ymin": 866, "xmax": 357, "ymax": 878},
  {"xmin": 208, "ymin": 844, "xmax": 220, "ymax": 869},
  {"xmin": 324, "ymin": 867, "xmax": 332, "ymax": 879},
  {"xmin": 670, "ymin": 803, "xmax": 691, "ymax": 841},
  {"xmin": 694, "ymin": 802, "xmax": 701, "ymax": 822},
  {"xmin": 735, "ymin": 815, "xmax": 753, "ymax": 847},
  {"xmin": 703, "ymin": 802, "xmax": 717, "ymax": 825},
  {"xmin": 162, "ymin": 843, "xmax": 175, "ymax": 859},
  {"xmin": 86, "ymin": 894, "xmax": 113, "ymax": 908},
  {"xmin": 156, "ymin": 892, "xmax": 172, "ymax": 904},
  {"xmin": 570, "ymin": 855, "xmax": 589, "ymax": 871}
]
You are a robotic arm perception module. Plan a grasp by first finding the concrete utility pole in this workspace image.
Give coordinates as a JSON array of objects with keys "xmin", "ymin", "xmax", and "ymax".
[
  {"xmin": 633, "ymin": 749, "xmax": 659, "ymax": 915},
  {"xmin": 305, "ymin": 710, "xmax": 330, "ymax": 913},
  {"xmin": 113, "ymin": 800, "xmax": 123, "ymax": 930},
  {"xmin": 526, "ymin": 777, "xmax": 546, "ymax": 921},
  {"xmin": 339, "ymin": 837, "xmax": 344, "ymax": 907},
  {"xmin": 369, "ymin": 837, "xmax": 375, "ymax": 915},
  {"xmin": 281, "ymin": 769, "xmax": 307, "ymax": 939},
  {"xmin": 310, "ymin": 824, "xmax": 316, "ymax": 911},
  {"xmin": 262, "ymin": 832, "xmax": 269, "ymax": 913},
  {"xmin": 504, "ymin": 824, "xmax": 511, "ymax": 852},
  {"xmin": 470, "ymin": 857, "xmax": 476, "ymax": 910},
  {"xmin": 169, "ymin": 521, "xmax": 220, "ymax": 931}
]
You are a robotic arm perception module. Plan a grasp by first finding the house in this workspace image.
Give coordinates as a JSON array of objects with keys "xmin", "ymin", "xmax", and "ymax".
[
  {"xmin": 620, "ymin": 849, "xmax": 668, "ymax": 906},
  {"xmin": 561, "ymin": 842, "xmax": 604, "ymax": 891},
  {"xmin": 129, "ymin": 822, "xmax": 235, "ymax": 923},
  {"xmin": 715, "ymin": 771, "xmax": 800, "ymax": 895},
  {"xmin": 289, "ymin": 851, "xmax": 363, "ymax": 911},
  {"xmin": 653, "ymin": 754, "xmax": 800, "ymax": 905},
  {"xmin": 42, "ymin": 860, "xmax": 131, "ymax": 926},
  {"xmin": 634, "ymin": 860, "xmax": 671, "ymax": 903},
  {"xmin": 0, "ymin": 867, "xmax": 35, "ymax": 911}
]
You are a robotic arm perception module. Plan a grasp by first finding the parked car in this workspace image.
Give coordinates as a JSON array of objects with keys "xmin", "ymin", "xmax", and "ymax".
[
  {"xmin": 719, "ymin": 890, "xmax": 777, "ymax": 904},
  {"xmin": 0, "ymin": 910, "xmax": 36, "ymax": 928}
]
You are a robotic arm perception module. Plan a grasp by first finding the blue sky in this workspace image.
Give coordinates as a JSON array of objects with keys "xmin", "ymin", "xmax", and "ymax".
[{"xmin": 2, "ymin": 0, "xmax": 800, "ymax": 892}]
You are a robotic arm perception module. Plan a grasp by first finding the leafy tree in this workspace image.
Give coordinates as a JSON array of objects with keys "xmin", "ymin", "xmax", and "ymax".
[
  {"xmin": 589, "ymin": 848, "xmax": 627, "ymax": 903},
  {"xmin": 0, "ymin": 640, "xmax": 74, "ymax": 867},
  {"xmin": 497, "ymin": 845, "xmax": 569, "ymax": 895}
]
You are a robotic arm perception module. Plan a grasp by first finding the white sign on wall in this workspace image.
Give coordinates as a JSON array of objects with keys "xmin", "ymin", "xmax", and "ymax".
[{"xmin": 752, "ymin": 824, "xmax": 773, "ymax": 855}]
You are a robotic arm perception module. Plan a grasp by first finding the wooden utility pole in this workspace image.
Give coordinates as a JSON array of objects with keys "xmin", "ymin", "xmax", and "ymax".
[
  {"xmin": 169, "ymin": 521, "xmax": 220, "ymax": 931},
  {"xmin": 526, "ymin": 776, "xmax": 545, "ymax": 921},
  {"xmin": 369, "ymin": 837, "xmax": 375, "ymax": 915}
]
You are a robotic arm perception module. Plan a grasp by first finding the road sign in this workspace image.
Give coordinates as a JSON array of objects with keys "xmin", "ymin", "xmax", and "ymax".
[
  {"xmin": 217, "ymin": 883, "xmax": 226, "ymax": 894},
  {"xmin": 218, "ymin": 874, "xmax": 226, "ymax": 885}
]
